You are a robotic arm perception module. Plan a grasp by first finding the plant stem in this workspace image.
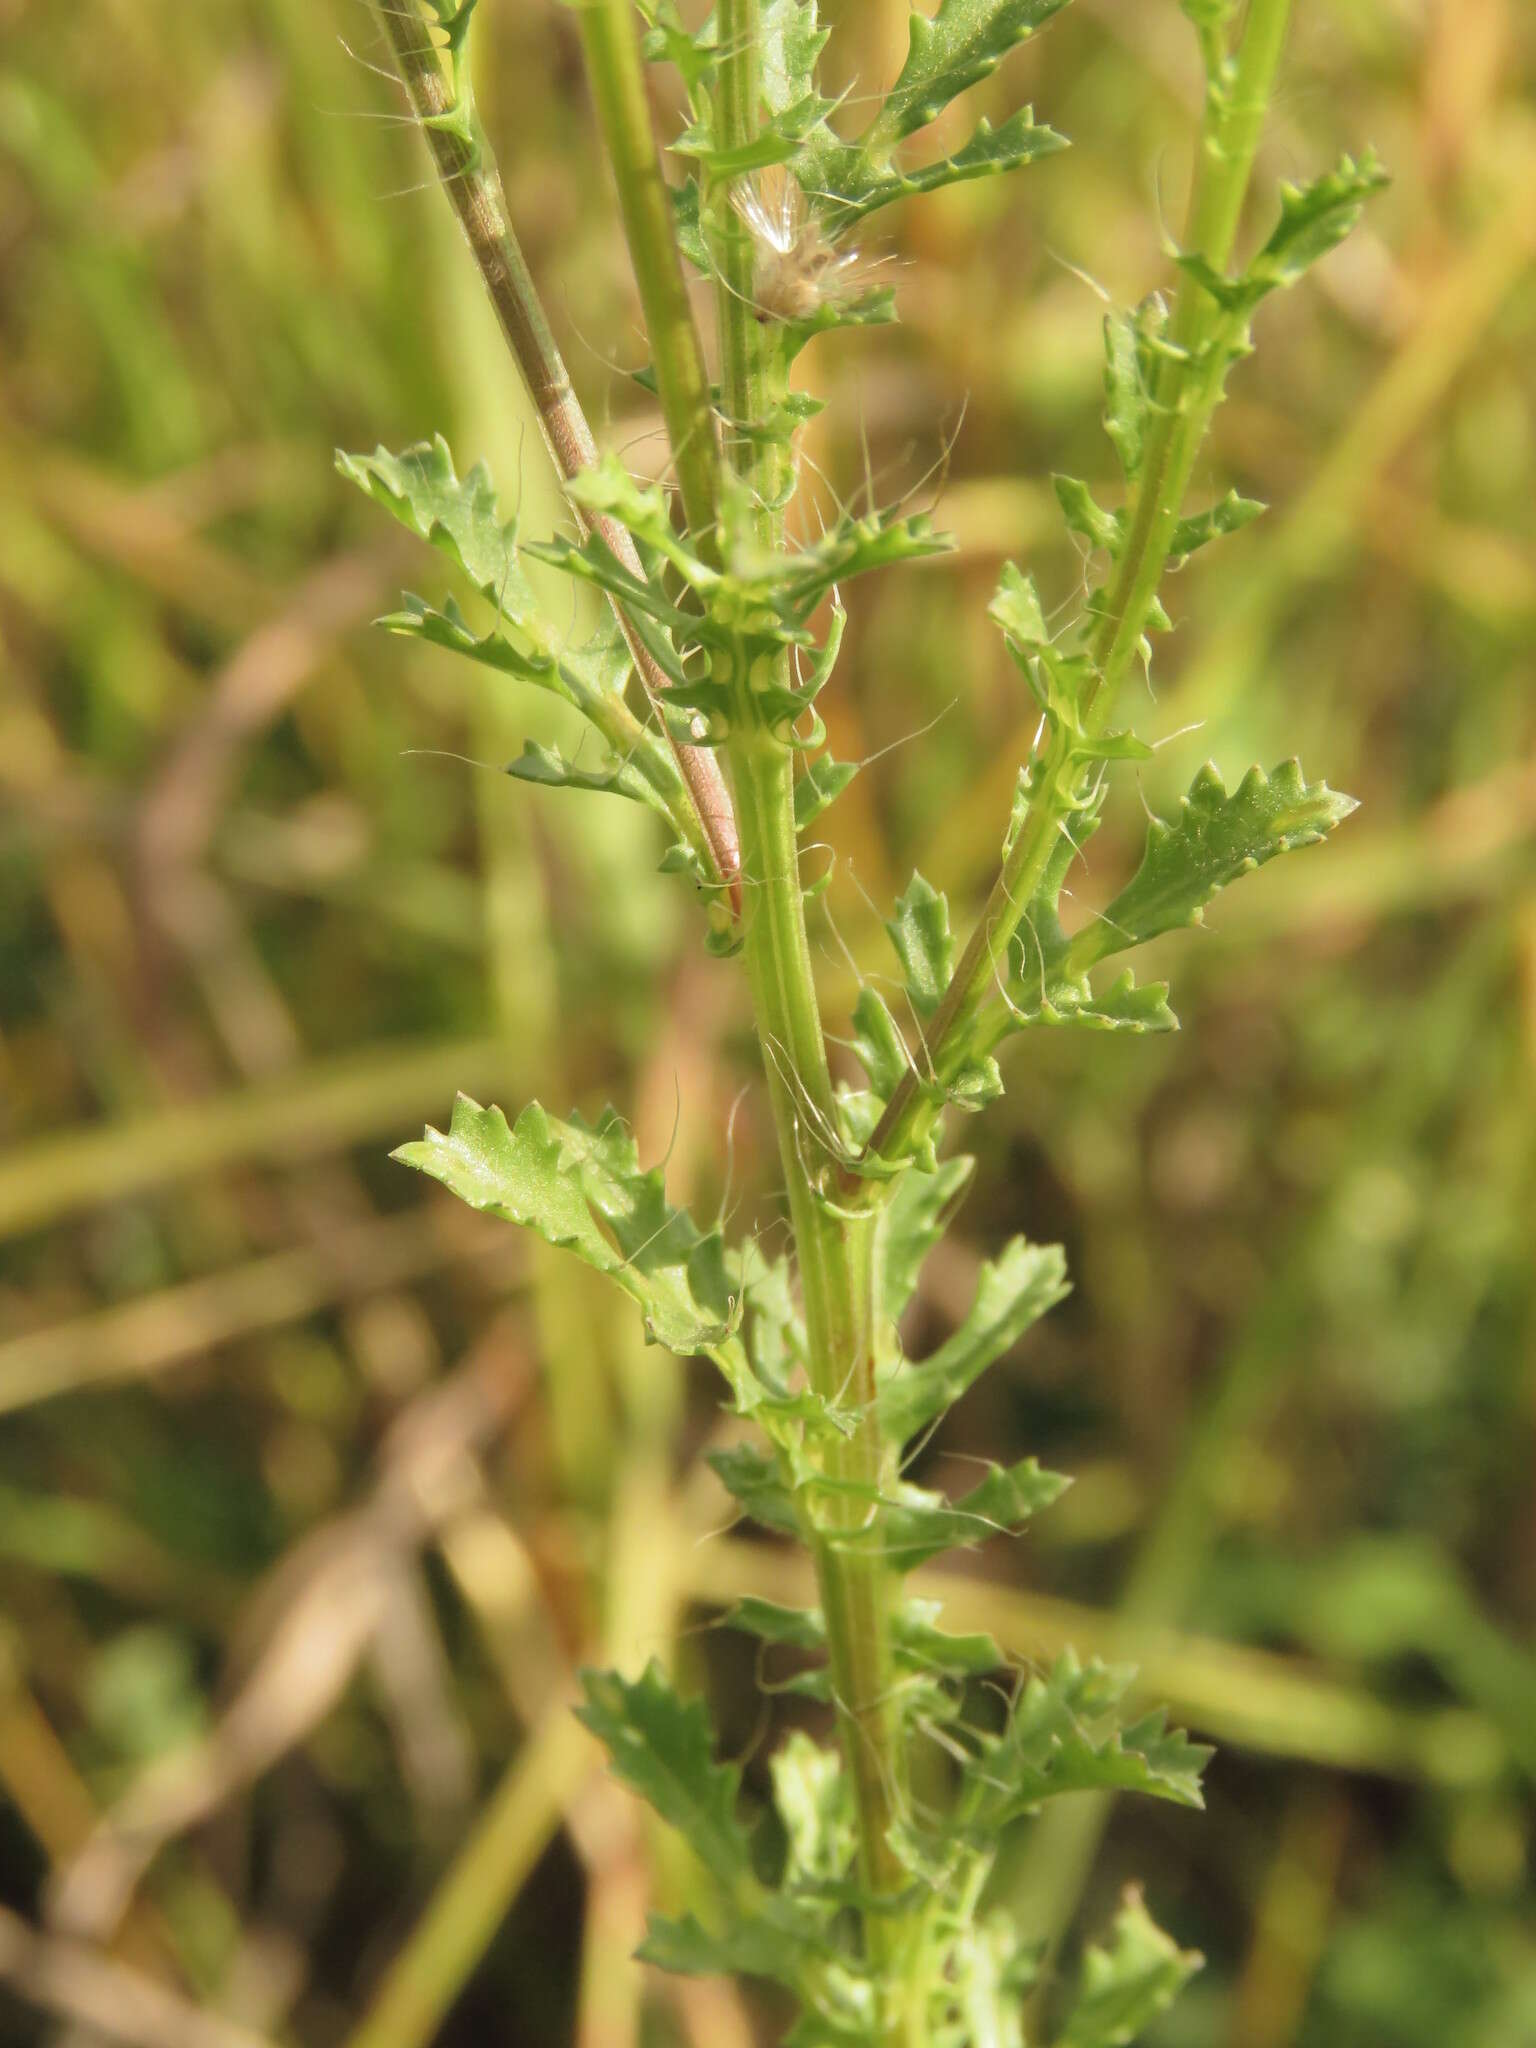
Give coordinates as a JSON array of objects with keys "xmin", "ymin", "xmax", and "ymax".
[
  {"xmin": 575, "ymin": 0, "xmax": 720, "ymax": 550},
  {"xmin": 708, "ymin": 0, "xmax": 911, "ymax": 1992},
  {"xmin": 860, "ymin": 0, "xmax": 1294, "ymax": 1180},
  {"xmin": 372, "ymin": 0, "xmax": 740, "ymax": 912}
]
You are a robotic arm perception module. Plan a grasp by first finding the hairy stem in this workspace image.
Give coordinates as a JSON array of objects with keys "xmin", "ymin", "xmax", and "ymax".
[
  {"xmin": 373, "ymin": 0, "xmax": 740, "ymax": 911},
  {"xmin": 860, "ymin": 0, "xmax": 1294, "ymax": 1178},
  {"xmin": 709, "ymin": 0, "xmax": 911, "ymax": 1992}
]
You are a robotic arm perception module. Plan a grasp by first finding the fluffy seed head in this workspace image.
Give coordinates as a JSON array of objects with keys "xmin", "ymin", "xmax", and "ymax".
[{"xmin": 730, "ymin": 167, "xmax": 875, "ymax": 324}]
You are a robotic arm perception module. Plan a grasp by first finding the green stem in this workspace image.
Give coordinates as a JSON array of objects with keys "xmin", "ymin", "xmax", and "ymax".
[
  {"xmin": 860, "ymin": 0, "xmax": 1294, "ymax": 1180},
  {"xmin": 708, "ymin": 0, "xmax": 911, "ymax": 1993},
  {"xmin": 1081, "ymin": 0, "xmax": 1292, "ymax": 705},
  {"xmin": 575, "ymin": 0, "xmax": 721, "ymax": 550},
  {"xmin": 372, "ymin": 0, "xmax": 740, "ymax": 912}
]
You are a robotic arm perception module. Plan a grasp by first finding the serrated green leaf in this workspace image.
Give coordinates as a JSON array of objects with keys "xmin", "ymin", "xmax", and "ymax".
[
  {"xmin": 1063, "ymin": 969, "xmax": 1177, "ymax": 1034},
  {"xmin": 772, "ymin": 1730, "xmax": 856, "ymax": 1888},
  {"xmin": 881, "ymin": 1154, "xmax": 974, "ymax": 1325},
  {"xmin": 1249, "ymin": 151, "xmax": 1390, "ymax": 296},
  {"xmin": 636, "ymin": 0, "xmax": 717, "ymax": 95},
  {"xmin": 777, "ymin": 508, "xmax": 956, "ymax": 613},
  {"xmin": 887, "ymin": 872, "xmax": 954, "ymax": 1017},
  {"xmin": 877, "ymin": 1237, "xmax": 1069, "ymax": 1444},
  {"xmin": 760, "ymin": 0, "xmax": 830, "ymax": 115},
  {"xmin": 565, "ymin": 453, "xmax": 717, "ymax": 590},
  {"xmin": 1076, "ymin": 759, "xmax": 1358, "ymax": 967},
  {"xmin": 375, "ymin": 590, "xmax": 564, "ymax": 688},
  {"xmin": 812, "ymin": 106, "xmax": 1068, "ymax": 224},
  {"xmin": 728, "ymin": 1598, "xmax": 825, "ymax": 1650},
  {"xmin": 990, "ymin": 560, "xmax": 1049, "ymax": 650},
  {"xmin": 708, "ymin": 1442, "xmax": 800, "ymax": 1536},
  {"xmin": 672, "ymin": 176, "xmax": 710, "ymax": 272},
  {"xmin": 1167, "ymin": 487, "xmax": 1265, "ymax": 560},
  {"xmin": 943, "ymin": 1046, "xmax": 1005, "ymax": 1116},
  {"xmin": 1001, "ymin": 955, "xmax": 1177, "ymax": 1037},
  {"xmin": 782, "ymin": 286, "xmax": 901, "ymax": 363},
  {"xmin": 1054, "ymin": 473, "xmax": 1125, "ymax": 555},
  {"xmin": 395, "ymin": 1096, "xmax": 742, "ymax": 1361},
  {"xmin": 1074, "ymin": 729, "xmax": 1154, "ymax": 765},
  {"xmin": 577, "ymin": 1663, "xmax": 751, "ymax": 1884},
  {"xmin": 964, "ymin": 1652, "xmax": 1210, "ymax": 1834},
  {"xmin": 742, "ymin": 1249, "xmax": 806, "ymax": 1394},
  {"xmin": 945, "ymin": 1909, "xmax": 1042, "ymax": 2048},
  {"xmin": 1176, "ymin": 152, "xmax": 1389, "ymax": 318},
  {"xmin": 506, "ymin": 737, "xmax": 674, "ymax": 815},
  {"xmin": 894, "ymin": 1600, "xmax": 1004, "ymax": 1676},
  {"xmin": 1054, "ymin": 1890, "xmax": 1203, "ymax": 2048},
  {"xmin": 852, "ymin": 986, "xmax": 913, "ymax": 1099},
  {"xmin": 337, "ymin": 436, "xmax": 535, "ymax": 618},
  {"xmin": 795, "ymin": 755, "xmax": 859, "ymax": 831},
  {"xmin": 676, "ymin": 93, "xmax": 827, "ymax": 177},
  {"xmin": 641, "ymin": 1912, "xmax": 805, "ymax": 1987},
  {"xmin": 867, "ymin": 0, "xmax": 1072, "ymax": 148},
  {"xmin": 1102, "ymin": 310, "xmax": 1144, "ymax": 484},
  {"xmin": 860, "ymin": 1457, "xmax": 1069, "ymax": 1570},
  {"xmin": 526, "ymin": 531, "xmax": 699, "ymax": 645}
]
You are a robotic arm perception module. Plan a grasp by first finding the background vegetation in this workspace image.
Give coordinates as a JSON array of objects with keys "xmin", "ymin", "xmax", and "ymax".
[{"xmin": 1, "ymin": 1, "xmax": 1533, "ymax": 2044}]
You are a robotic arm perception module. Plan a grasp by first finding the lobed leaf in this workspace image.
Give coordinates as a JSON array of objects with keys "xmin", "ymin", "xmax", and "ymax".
[
  {"xmin": 945, "ymin": 1910, "xmax": 1044, "ymax": 2044},
  {"xmin": 577, "ymin": 1663, "xmax": 752, "ymax": 1885},
  {"xmin": 865, "ymin": 1457, "xmax": 1070, "ymax": 1570},
  {"xmin": 741, "ymin": 1250, "xmax": 805, "ymax": 1390},
  {"xmin": 730, "ymin": 1596, "xmax": 1006, "ymax": 1702},
  {"xmin": 1167, "ymin": 487, "xmax": 1265, "ymax": 561},
  {"xmin": 868, "ymin": 0, "xmax": 1072, "ymax": 147},
  {"xmin": 1054, "ymin": 1890, "xmax": 1203, "ymax": 2048},
  {"xmin": 990, "ymin": 560, "xmax": 1049, "ymax": 650},
  {"xmin": 772, "ymin": 1730, "xmax": 857, "ymax": 1889},
  {"xmin": 760, "ymin": 0, "xmax": 830, "ymax": 114},
  {"xmin": 795, "ymin": 755, "xmax": 860, "ymax": 832},
  {"xmin": 1248, "ymin": 151, "xmax": 1390, "ymax": 298},
  {"xmin": 505, "ymin": 737, "xmax": 676, "ymax": 817},
  {"xmin": 728, "ymin": 1597, "xmax": 825, "ymax": 1650},
  {"xmin": 1000, "ymin": 955, "xmax": 1178, "ymax": 1038},
  {"xmin": 775, "ymin": 508, "xmax": 956, "ymax": 615},
  {"xmin": 708, "ymin": 1442, "xmax": 801, "ymax": 1536},
  {"xmin": 374, "ymin": 591, "xmax": 566, "ymax": 693},
  {"xmin": 963, "ymin": 1652, "xmax": 1210, "ymax": 1834},
  {"xmin": 641, "ymin": 1912, "xmax": 807, "ymax": 1989},
  {"xmin": 877, "ymin": 1237, "xmax": 1070, "ymax": 1445},
  {"xmin": 565, "ymin": 454, "xmax": 717, "ymax": 589},
  {"xmin": 1076, "ymin": 759, "xmax": 1358, "ymax": 967},
  {"xmin": 1054, "ymin": 473, "xmax": 1125, "ymax": 556},
  {"xmin": 1176, "ymin": 152, "xmax": 1389, "ymax": 317},
  {"xmin": 338, "ymin": 436, "xmax": 533, "ymax": 617},
  {"xmin": 637, "ymin": 0, "xmax": 718, "ymax": 97},
  {"xmin": 881, "ymin": 1154, "xmax": 975, "ymax": 1325},
  {"xmin": 1101, "ymin": 309, "xmax": 1145, "ymax": 484},
  {"xmin": 852, "ymin": 986, "xmax": 914, "ymax": 1100},
  {"xmin": 806, "ymin": 107, "xmax": 1068, "ymax": 225},
  {"xmin": 395, "ymin": 1095, "xmax": 741, "ymax": 1358},
  {"xmin": 894, "ymin": 1600, "xmax": 1004, "ymax": 1677},
  {"xmin": 887, "ymin": 872, "xmax": 955, "ymax": 1017},
  {"xmin": 526, "ymin": 531, "xmax": 698, "ymax": 646}
]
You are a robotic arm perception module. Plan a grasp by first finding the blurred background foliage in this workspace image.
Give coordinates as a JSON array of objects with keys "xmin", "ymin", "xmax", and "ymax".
[{"xmin": 1, "ymin": 0, "xmax": 1533, "ymax": 2044}]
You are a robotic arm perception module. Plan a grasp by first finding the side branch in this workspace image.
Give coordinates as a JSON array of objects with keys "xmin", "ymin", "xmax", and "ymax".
[
  {"xmin": 372, "ymin": 0, "xmax": 740, "ymax": 912},
  {"xmin": 859, "ymin": 0, "xmax": 1295, "ymax": 1178}
]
